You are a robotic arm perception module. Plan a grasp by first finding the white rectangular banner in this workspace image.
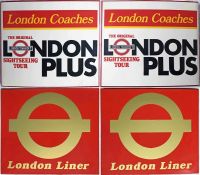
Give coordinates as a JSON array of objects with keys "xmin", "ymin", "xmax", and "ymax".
[
  {"xmin": 1, "ymin": 1, "xmax": 99, "ymax": 87},
  {"xmin": 102, "ymin": 1, "xmax": 199, "ymax": 86}
]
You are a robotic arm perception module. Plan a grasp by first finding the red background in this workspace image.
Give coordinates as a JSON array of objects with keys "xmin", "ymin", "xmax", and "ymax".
[
  {"xmin": 3, "ymin": 10, "xmax": 97, "ymax": 28},
  {"xmin": 105, "ymin": 10, "xmax": 197, "ymax": 27},
  {"xmin": 1, "ymin": 88, "xmax": 99, "ymax": 174},
  {"xmin": 102, "ymin": 89, "xmax": 199, "ymax": 174}
]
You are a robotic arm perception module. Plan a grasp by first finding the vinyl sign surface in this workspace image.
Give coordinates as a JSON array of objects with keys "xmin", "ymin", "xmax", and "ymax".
[
  {"xmin": 1, "ymin": 1, "xmax": 99, "ymax": 87},
  {"xmin": 102, "ymin": 89, "xmax": 199, "ymax": 174},
  {"xmin": 1, "ymin": 88, "xmax": 99, "ymax": 174},
  {"xmin": 102, "ymin": 1, "xmax": 199, "ymax": 86}
]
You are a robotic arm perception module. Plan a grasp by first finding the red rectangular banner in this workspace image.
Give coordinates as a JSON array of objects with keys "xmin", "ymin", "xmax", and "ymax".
[
  {"xmin": 1, "ymin": 88, "xmax": 99, "ymax": 174},
  {"xmin": 104, "ymin": 10, "xmax": 197, "ymax": 28},
  {"xmin": 3, "ymin": 10, "xmax": 98, "ymax": 29},
  {"xmin": 102, "ymin": 89, "xmax": 199, "ymax": 174}
]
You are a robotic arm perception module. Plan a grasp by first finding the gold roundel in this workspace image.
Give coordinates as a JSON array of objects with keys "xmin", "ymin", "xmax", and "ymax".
[
  {"xmin": 110, "ymin": 93, "xmax": 191, "ymax": 159},
  {"xmin": 9, "ymin": 92, "xmax": 90, "ymax": 159}
]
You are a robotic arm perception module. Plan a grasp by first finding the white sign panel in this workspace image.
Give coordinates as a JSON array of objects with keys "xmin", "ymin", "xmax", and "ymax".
[
  {"xmin": 1, "ymin": 1, "xmax": 99, "ymax": 87},
  {"xmin": 102, "ymin": 1, "xmax": 199, "ymax": 86}
]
